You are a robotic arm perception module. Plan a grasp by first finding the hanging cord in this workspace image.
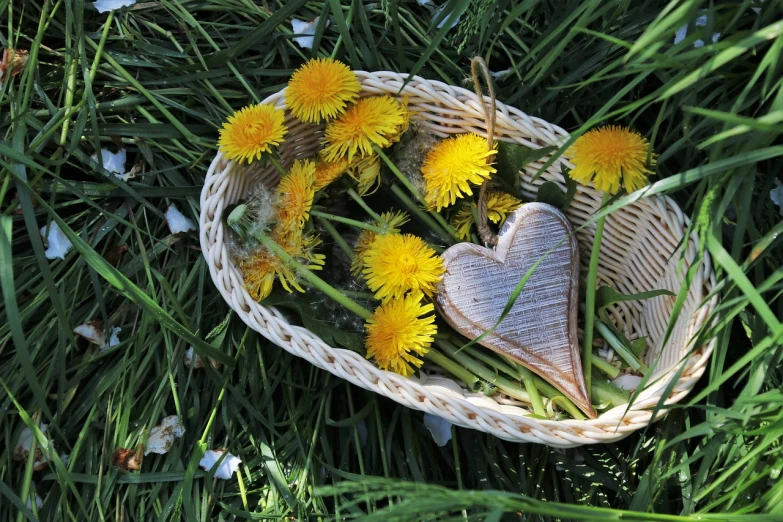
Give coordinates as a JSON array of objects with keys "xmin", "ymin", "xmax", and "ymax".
[{"xmin": 470, "ymin": 56, "xmax": 498, "ymax": 247}]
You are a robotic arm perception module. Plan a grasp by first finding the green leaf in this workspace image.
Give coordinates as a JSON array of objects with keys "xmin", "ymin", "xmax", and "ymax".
[
  {"xmin": 534, "ymin": 180, "xmax": 566, "ymax": 209},
  {"xmin": 495, "ymin": 143, "xmax": 557, "ymax": 198},
  {"xmin": 595, "ymin": 286, "xmax": 676, "ymax": 311}
]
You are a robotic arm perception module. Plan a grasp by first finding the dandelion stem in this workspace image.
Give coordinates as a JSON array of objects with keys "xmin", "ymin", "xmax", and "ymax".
[
  {"xmin": 347, "ymin": 188, "xmax": 383, "ymax": 222},
  {"xmin": 267, "ymin": 154, "xmax": 288, "ymax": 177},
  {"xmin": 374, "ymin": 146, "xmax": 461, "ymax": 243},
  {"xmin": 317, "ymin": 216, "xmax": 353, "ymax": 257},
  {"xmin": 435, "ymin": 339, "xmax": 534, "ymax": 406},
  {"xmin": 591, "ymin": 372, "xmax": 630, "ymax": 408},
  {"xmin": 595, "ymin": 321, "xmax": 648, "ymax": 374},
  {"xmin": 253, "ymin": 230, "xmax": 373, "ymax": 320},
  {"xmin": 390, "ymin": 184, "xmax": 454, "ymax": 245},
  {"xmin": 311, "ymin": 210, "xmax": 388, "ymax": 234},
  {"xmin": 519, "ymin": 367, "xmax": 546, "ymax": 417},
  {"xmin": 425, "ymin": 349, "xmax": 480, "ymax": 389},
  {"xmin": 583, "ymin": 191, "xmax": 611, "ymax": 397},
  {"xmin": 592, "ymin": 354, "xmax": 621, "ymax": 379}
]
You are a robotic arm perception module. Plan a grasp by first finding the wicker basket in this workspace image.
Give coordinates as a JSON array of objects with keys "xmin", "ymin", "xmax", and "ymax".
[{"xmin": 199, "ymin": 72, "xmax": 717, "ymax": 447}]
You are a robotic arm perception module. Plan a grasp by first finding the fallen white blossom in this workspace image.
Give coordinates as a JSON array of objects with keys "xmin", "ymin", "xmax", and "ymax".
[
  {"xmin": 612, "ymin": 374, "xmax": 643, "ymax": 392},
  {"xmin": 770, "ymin": 179, "xmax": 783, "ymax": 216},
  {"xmin": 144, "ymin": 416, "xmax": 185, "ymax": 456},
  {"xmin": 291, "ymin": 18, "xmax": 326, "ymax": 49},
  {"xmin": 674, "ymin": 14, "xmax": 720, "ymax": 48},
  {"xmin": 40, "ymin": 221, "xmax": 72, "ymax": 260},
  {"xmin": 25, "ymin": 483, "xmax": 43, "ymax": 510},
  {"xmin": 73, "ymin": 321, "xmax": 121, "ymax": 350},
  {"xmin": 184, "ymin": 347, "xmax": 220, "ymax": 369},
  {"xmin": 490, "ymin": 69, "xmax": 513, "ymax": 81},
  {"xmin": 13, "ymin": 424, "xmax": 53, "ymax": 470},
  {"xmin": 416, "ymin": 0, "xmax": 433, "ymax": 5},
  {"xmin": 199, "ymin": 449, "xmax": 242, "ymax": 479},
  {"xmin": 423, "ymin": 413, "xmax": 453, "ymax": 446},
  {"xmin": 93, "ymin": 0, "xmax": 136, "ymax": 13},
  {"xmin": 165, "ymin": 204, "xmax": 197, "ymax": 234}
]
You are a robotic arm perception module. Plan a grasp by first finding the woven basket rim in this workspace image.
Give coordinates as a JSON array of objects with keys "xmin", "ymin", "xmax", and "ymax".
[{"xmin": 199, "ymin": 71, "xmax": 718, "ymax": 446}]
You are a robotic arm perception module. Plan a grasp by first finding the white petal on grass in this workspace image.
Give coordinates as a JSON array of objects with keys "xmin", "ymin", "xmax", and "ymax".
[
  {"xmin": 199, "ymin": 450, "xmax": 242, "ymax": 479},
  {"xmin": 416, "ymin": 0, "xmax": 433, "ymax": 5},
  {"xmin": 144, "ymin": 416, "xmax": 185, "ymax": 456},
  {"xmin": 770, "ymin": 179, "xmax": 783, "ymax": 216},
  {"xmin": 291, "ymin": 18, "xmax": 325, "ymax": 49},
  {"xmin": 184, "ymin": 347, "xmax": 221, "ymax": 369},
  {"xmin": 423, "ymin": 413, "xmax": 453, "ymax": 446},
  {"xmin": 73, "ymin": 322, "xmax": 122, "ymax": 350},
  {"xmin": 93, "ymin": 148, "xmax": 126, "ymax": 174},
  {"xmin": 93, "ymin": 0, "xmax": 136, "ymax": 13},
  {"xmin": 40, "ymin": 221, "xmax": 72, "ymax": 260},
  {"xmin": 490, "ymin": 68, "xmax": 513, "ymax": 81},
  {"xmin": 165, "ymin": 204, "xmax": 197, "ymax": 234},
  {"xmin": 13, "ymin": 425, "xmax": 53, "ymax": 470},
  {"xmin": 612, "ymin": 374, "xmax": 643, "ymax": 392},
  {"xmin": 432, "ymin": 4, "xmax": 461, "ymax": 30},
  {"xmin": 25, "ymin": 483, "xmax": 43, "ymax": 510},
  {"xmin": 674, "ymin": 13, "xmax": 720, "ymax": 48}
]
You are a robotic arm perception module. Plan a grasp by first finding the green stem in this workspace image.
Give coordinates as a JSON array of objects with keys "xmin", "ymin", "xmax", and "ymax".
[
  {"xmin": 591, "ymin": 372, "xmax": 630, "ymax": 408},
  {"xmin": 519, "ymin": 367, "xmax": 546, "ymax": 416},
  {"xmin": 347, "ymin": 188, "xmax": 383, "ymax": 222},
  {"xmin": 374, "ymin": 146, "xmax": 461, "ymax": 243},
  {"xmin": 317, "ymin": 216, "xmax": 353, "ymax": 257},
  {"xmin": 425, "ymin": 349, "xmax": 480, "ymax": 389},
  {"xmin": 390, "ymin": 184, "xmax": 454, "ymax": 244},
  {"xmin": 267, "ymin": 154, "xmax": 288, "ymax": 177},
  {"xmin": 592, "ymin": 354, "xmax": 621, "ymax": 379},
  {"xmin": 529, "ymin": 375, "xmax": 587, "ymax": 420},
  {"xmin": 311, "ymin": 209, "xmax": 388, "ymax": 234},
  {"xmin": 595, "ymin": 321, "xmax": 649, "ymax": 374},
  {"xmin": 253, "ymin": 231, "xmax": 372, "ymax": 320},
  {"xmin": 436, "ymin": 340, "xmax": 533, "ymax": 405},
  {"xmin": 583, "ymin": 191, "xmax": 612, "ymax": 396}
]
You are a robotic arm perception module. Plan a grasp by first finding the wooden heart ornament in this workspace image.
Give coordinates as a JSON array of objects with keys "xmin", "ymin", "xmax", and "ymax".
[{"xmin": 435, "ymin": 203, "xmax": 596, "ymax": 418}]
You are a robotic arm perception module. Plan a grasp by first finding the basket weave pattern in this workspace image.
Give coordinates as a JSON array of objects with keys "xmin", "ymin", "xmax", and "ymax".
[{"xmin": 200, "ymin": 72, "xmax": 717, "ymax": 447}]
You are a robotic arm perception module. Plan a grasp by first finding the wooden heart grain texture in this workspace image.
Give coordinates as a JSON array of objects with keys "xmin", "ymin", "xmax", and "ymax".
[{"xmin": 435, "ymin": 203, "xmax": 596, "ymax": 418}]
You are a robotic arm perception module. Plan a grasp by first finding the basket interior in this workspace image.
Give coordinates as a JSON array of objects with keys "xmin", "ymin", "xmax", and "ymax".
[{"xmin": 218, "ymin": 80, "xmax": 713, "ymax": 415}]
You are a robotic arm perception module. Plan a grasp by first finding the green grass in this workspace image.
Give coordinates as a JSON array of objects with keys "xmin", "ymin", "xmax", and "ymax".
[{"xmin": 1, "ymin": 0, "xmax": 782, "ymax": 520}]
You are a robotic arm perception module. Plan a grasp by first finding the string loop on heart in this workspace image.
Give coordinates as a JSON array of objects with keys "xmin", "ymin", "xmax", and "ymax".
[{"xmin": 470, "ymin": 56, "xmax": 499, "ymax": 248}]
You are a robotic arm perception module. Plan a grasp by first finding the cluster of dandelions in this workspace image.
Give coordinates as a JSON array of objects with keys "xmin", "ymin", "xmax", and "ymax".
[{"xmin": 216, "ymin": 56, "xmax": 655, "ymax": 380}]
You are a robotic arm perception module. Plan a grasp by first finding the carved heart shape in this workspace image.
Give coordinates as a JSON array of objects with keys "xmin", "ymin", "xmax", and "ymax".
[{"xmin": 435, "ymin": 203, "xmax": 595, "ymax": 418}]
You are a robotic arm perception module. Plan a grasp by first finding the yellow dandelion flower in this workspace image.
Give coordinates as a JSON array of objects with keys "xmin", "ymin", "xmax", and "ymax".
[
  {"xmin": 363, "ymin": 233, "xmax": 444, "ymax": 302},
  {"xmin": 241, "ymin": 232, "xmax": 325, "ymax": 301},
  {"xmin": 568, "ymin": 125, "xmax": 655, "ymax": 194},
  {"xmin": 352, "ymin": 155, "xmax": 382, "ymax": 195},
  {"xmin": 322, "ymin": 96, "xmax": 408, "ymax": 162},
  {"xmin": 450, "ymin": 192, "xmax": 522, "ymax": 241},
  {"xmin": 314, "ymin": 157, "xmax": 351, "ymax": 191},
  {"xmin": 365, "ymin": 293, "xmax": 437, "ymax": 377},
  {"xmin": 451, "ymin": 207, "xmax": 475, "ymax": 241},
  {"xmin": 286, "ymin": 58, "xmax": 361, "ymax": 124},
  {"xmin": 218, "ymin": 104, "xmax": 287, "ymax": 164},
  {"xmin": 275, "ymin": 159, "xmax": 316, "ymax": 235},
  {"xmin": 350, "ymin": 211, "xmax": 410, "ymax": 276},
  {"xmin": 421, "ymin": 133, "xmax": 497, "ymax": 211}
]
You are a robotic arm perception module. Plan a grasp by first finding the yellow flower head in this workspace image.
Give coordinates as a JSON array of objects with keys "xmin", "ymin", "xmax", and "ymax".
[
  {"xmin": 314, "ymin": 157, "xmax": 351, "ymax": 191},
  {"xmin": 568, "ymin": 125, "xmax": 655, "ymax": 194},
  {"xmin": 286, "ymin": 58, "xmax": 362, "ymax": 124},
  {"xmin": 351, "ymin": 155, "xmax": 382, "ymax": 195},
  {"xmin": 362, "ymin": 233, "xmax": 444, "ymax": 302},
  {"xmin": 322, "ymin": 96, "xmax": 409, "ymax": 162},
  {"xmin": 421, "ymin": 133, "xmax": 497, "ymax": 211},
  {"xmin": 218, "ymin": 104, "xmax": 287, "ymax": 164},
  {"xmin": 240, "ymin": 233, "xmax": 324, "ymax": 301},
  {"xmin": 351, "ymin": 211, "xmax": 410, "ymax": 276},
  {"xmin": 451, "ymin": 191, "xmax": 523, "ymax": 240},
  {"xmin": 275, "ymin": 159, "xmax": 316, "ymax": 235},
  {"xmin": 365, "ymin": 293, "xmax": 437, "ymax": 377}
]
